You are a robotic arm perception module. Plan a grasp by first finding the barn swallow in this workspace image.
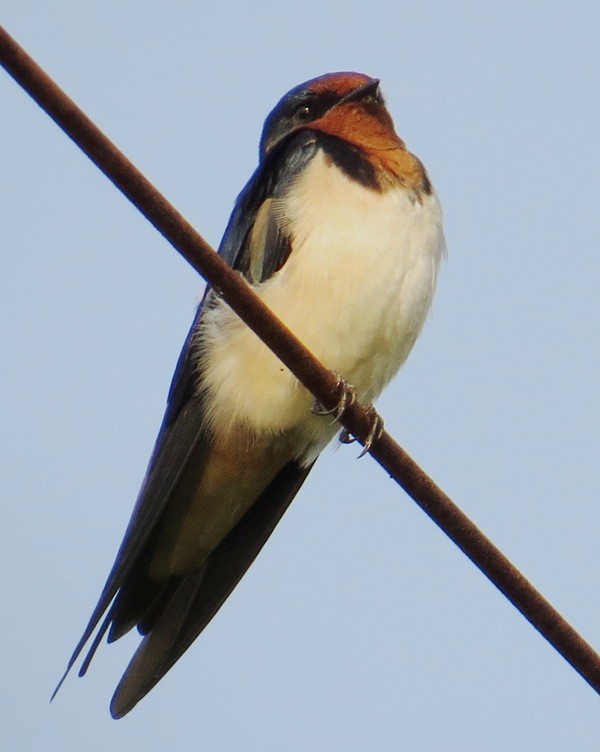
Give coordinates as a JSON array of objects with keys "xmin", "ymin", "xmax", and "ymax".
[{"xmin": 55, "ymin": 72, "xmax": 445, "ymax": 718}]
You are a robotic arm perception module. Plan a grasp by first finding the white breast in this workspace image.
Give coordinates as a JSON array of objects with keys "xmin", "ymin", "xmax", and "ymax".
[{"xmin": 198, "ymin": 150, "xmax": 444, "ymax": 463}]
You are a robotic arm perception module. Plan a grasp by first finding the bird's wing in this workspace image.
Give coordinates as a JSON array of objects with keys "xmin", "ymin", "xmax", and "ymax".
[{"xmin": 55, "ymin": 132, "xmax": 320, "ymax": 703}]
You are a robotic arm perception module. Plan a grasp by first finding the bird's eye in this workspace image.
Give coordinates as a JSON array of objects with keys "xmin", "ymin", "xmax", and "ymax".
[{"xmin": 295, "ymin": 105, "xmax": 312, "ymax": 121}]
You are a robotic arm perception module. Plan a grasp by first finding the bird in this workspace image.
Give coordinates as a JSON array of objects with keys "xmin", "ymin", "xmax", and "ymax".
[{"xmin": 55, "ymin": 71, "xmax": 445, "ymax": 718}]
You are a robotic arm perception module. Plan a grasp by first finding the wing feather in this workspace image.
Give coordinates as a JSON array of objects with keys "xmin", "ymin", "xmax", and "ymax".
[{"xmin": 56, "ymin": 131, "xmax": 321, "ymax": 707}]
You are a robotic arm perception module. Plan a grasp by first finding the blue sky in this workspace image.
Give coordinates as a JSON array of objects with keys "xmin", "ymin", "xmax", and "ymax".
[{"xmin": 1, "ymin": 2, "xmax": 599, "ymax": 750}]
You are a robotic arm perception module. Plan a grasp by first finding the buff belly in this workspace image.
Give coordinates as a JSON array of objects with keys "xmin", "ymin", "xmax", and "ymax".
[{"xmin": 199, "ymin": 150, "xmax": 444, "ymax": 460}]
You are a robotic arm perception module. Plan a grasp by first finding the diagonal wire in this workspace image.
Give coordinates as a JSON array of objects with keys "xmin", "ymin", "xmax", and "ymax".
[{"xmin": 1, "ymin": 25, "xmax": 599, "ymax": 695}]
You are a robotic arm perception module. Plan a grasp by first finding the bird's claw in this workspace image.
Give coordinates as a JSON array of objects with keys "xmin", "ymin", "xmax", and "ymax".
[
  {"xmin": 311, "ymin": 371, "xmax": 357, "ymax": 423},
  {"xmin": 339, "ymin": 428, "xmax": 355, "ymax": 444},
  {"xmin": 357, "ymin": 408, "xmax": 384, "ymax": 458},
  {"xmin": 338, "ymin": 405, "xmax": 384, "ymax": 458}
]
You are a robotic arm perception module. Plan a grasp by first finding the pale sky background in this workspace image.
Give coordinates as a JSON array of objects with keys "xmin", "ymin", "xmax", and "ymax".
[{"xmin": 1, "ymin": 2, "xmax": 600, "ymax": 750}]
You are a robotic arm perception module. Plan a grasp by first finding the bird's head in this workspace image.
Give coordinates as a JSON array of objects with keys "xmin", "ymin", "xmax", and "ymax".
[{"xmin": 259, "ymin": 72, "xmax": 398, "ymax": 160}]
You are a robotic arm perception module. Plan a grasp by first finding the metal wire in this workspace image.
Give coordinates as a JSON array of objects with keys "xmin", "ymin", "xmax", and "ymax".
[{"xmin": 2, "ymin": 24, "xmax": 599, "ymax": 695}]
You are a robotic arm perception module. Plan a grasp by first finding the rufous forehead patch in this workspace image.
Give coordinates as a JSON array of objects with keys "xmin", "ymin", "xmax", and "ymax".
[{"xmin": 308, "ymin": 71, "xmax": 373, "ymax": 96}]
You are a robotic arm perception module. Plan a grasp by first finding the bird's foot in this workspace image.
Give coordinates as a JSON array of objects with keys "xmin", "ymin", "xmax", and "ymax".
[
  {"xmin": 339, "ymin": 404, "xmax": 384, "ymax": 458},
  {"xmin": 311, "ymin": 371, "xmax": 357, "ymax": 423}
]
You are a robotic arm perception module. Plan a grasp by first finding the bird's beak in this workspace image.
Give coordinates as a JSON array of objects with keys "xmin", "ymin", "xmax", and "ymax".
[{"xmin": 337, "ymin": 78, "xmax": 381, "ymax": 107}]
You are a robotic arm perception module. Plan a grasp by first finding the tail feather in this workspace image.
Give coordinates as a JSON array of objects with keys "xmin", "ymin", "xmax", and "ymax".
[{"xmin": 110, "ymin": 460, "xmax": 313, "ymax": 718}]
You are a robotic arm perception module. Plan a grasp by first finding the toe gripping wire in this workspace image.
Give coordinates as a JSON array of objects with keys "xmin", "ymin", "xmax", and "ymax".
[{"xmin": 311, "ymin": 371, "xmax": 384, "ymax": 458}]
